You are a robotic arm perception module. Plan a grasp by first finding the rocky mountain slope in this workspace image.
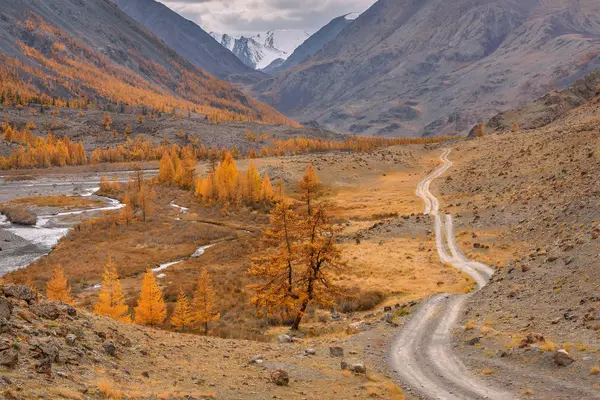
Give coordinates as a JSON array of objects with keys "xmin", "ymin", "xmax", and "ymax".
[
  {"xmin": 111, "ymin": 0, "xmax": 265, "ymax": 85},
  {"xmin": 485, "ymin": 71, "xmax": 600, "ymax": 132},
  {"xmin": 433, "ymin": 92, "xmax": 600, "ymax": 399},
  {"xmin": 263, "ymin": 14, "xmax": 357, "ymax": 76},
  {"xmin": 211, "ymin": 30, "xmax": 310, "ymax": 70},
  {"xmin": 0, "ymin": 0, "xmax": 292, "ymax": 125},
  {"xmin": 254, "ymin": 0, "xmax": 600, "ymax": 137}
]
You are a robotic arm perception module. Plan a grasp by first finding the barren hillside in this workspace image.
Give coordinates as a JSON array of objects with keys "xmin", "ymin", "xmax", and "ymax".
[{"xmin": 254, "ymin": 0, "xmax": 600, "ymax": 137}]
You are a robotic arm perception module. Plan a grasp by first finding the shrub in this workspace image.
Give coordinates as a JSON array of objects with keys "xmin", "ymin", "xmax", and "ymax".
[{"xmin": 337, "ymin": 288, "xmax": 386, "ymax": 313}]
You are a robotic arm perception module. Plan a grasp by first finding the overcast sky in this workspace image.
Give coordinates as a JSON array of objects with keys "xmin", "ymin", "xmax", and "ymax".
[{"xmin": 158, "ymin": 0, "xmax": 377, "ymax": 36}]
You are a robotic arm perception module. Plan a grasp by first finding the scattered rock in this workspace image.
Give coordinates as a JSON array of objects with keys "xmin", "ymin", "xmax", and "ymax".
[
  {"xmin": 304, "ymin": 349, "xmax": 316, "ymax": 356},
  {"xmin": 142, "ymin": 371, "xmax": 150, "ymax": 378},
  {"xmin": 102, "ymin": 340, "xmax": 116, "ymax": 357},
  {"xmin": 465, "ymin": 337, "xmax": 481, "ymax": 346},
  {"xmin": 65, "ymin": 334, "xmax": 77, "ymax": 346},
  {"xmin": 0, "ymin": 349, "xmax": 18, "ymax": 369},
  {"xmin": 553, "ymin": 349, "xmax": 575, "ymax": 367},
  {"xmin": 270, "ymin": 369, "xmax": 289, "ymax": 386},
  {"xmin": 350, "ymin": 361, "xmax": 367, "ymax": 374},
  {"xmin": 249, "ymin": 354, "xmax": 264, "ymax": 364},
  {"xmin": 329, "ymin": 346, "xmax": 344, "ymax": 357},
  {"xmin": 4, "ymin": 285, "xmax": 35, "ymax": 303},
  {"xmin": 0, "ymin": 298, "xmax": 13, "ymax": 320},
  {"xmin": 31, "ymin": 302, "xmax": 61, "ymax": 320},
  {"xmin": 277, "ymin": 334, "xmax": 292, "ymax": 344}
]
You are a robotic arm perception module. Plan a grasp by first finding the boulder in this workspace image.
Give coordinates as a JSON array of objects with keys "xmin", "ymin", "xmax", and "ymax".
[
  {"xmin": 65, "ymin": 334, "xmax": 77, "ymax": 346},
  {"xmin": 4, "ymin": 285, "xmax": 35, "ymax": 303},
  {"xmin": 340, "ymin": 359, "xmax": 367, "ymax": 374},
  {"xmin": 31, "ymin": 303, "xmax": 61, "ymax": 320},
  {"xmin": 554, "ymin": 349, "xmax": 575, "ymax": 367},
  {"xmin": 0, "ymin": 349, "xmax": 18, "ymax": 369},
  {"xmin": 102, "ymin": 340, "xmax": 116, "ymax": 357},
  {"xmin": 249, "ymin": 354, "xmax": 264, "ymax": 364},
  {"xmin": 329, "ymin": 346, "xmax": 344, "ymax": 357},
  {"xmin": 304, "ymin": 349, "xmax": 316, "ymax": 356},
  {"xmin": 270, "ymin": 369, "xmax": 289, "ymax": 386},
  {"xmin": 0, "ymin": 298, "xmax": 13, "ymax": 320},
  {"xmin": 30, "ymin": 339, "xmax": 59, "ymax": 362},
  {"xmin": 277, "ymin": 334, "xmax": 292, "ymax": 344}
]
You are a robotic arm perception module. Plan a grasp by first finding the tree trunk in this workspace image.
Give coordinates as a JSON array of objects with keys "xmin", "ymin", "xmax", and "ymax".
[
  {"xmin": 307, "ymin": 189, "xmax": 312, "ymax": 216},
  {"xmin": 291, "ymin": 299, "xmax": 309, "ymax": 331},
  {"xmin": 204, "ymin": 321, "xmax": 208, "ymax": 334}
]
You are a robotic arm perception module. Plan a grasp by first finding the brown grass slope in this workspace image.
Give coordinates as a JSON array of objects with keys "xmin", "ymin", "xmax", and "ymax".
[{"xmin": 0, "ymin": 0, "xmax": 296, "ymax": 126}]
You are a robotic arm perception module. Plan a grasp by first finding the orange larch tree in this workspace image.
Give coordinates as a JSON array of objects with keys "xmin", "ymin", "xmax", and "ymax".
[
  {"xmin": 193, "ymin": 268, "xmax": 220, "ymax": 334},
  {"xmin": 134, "ymin": 269, "xmax": 167, "ymax": 327},
  {"xmin": 94, "ymin": 258, "xmax": 131, "ymax": 322},
  {"xmin": 299, "ymin": 164, "xmax": 320, "ymax": 216},
  {"xmin": 170, "ymin": 291, "xmax": 195, "ymax": 330},
  {"xmin": 46, "ymin": 265, "xmax": 74, "ymax": 304}
]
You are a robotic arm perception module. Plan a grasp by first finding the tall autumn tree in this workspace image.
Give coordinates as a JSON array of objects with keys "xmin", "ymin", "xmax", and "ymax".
[
  {"xmin": 158, "ymin": 152, "xmax": 175, "ymax": 184},
  {"xmin": 214, "ymin": 151, "xmax": 238, "ymax": 203},
  {"xmin": 120, "ymin": 193, "xmax": 135, "ymax": 225},
  {"xmin": 259, "ymin": 172, "xmax": 274, "ymax": 203},
  {"xmin": 299, "ymin": 164, "xmax": 320, "ymax": 215},
  {"xmin": 290, "ymin": 208, "xmax": 343, "ymax": 330},
  {"xmin": 94, "ymin": 258, "xmax": 131, "ymax": 322},
  {"xmin": 137, "ymin": 185, "xmax": 154, "ymax": 222},
  {"xmin": 244, "ymin": 161, "xmax": 262, "ymax": 203},
  {"xmin": 193, "ymin": 268, "xmax": 220, "ymax": 334},
  {"xmin": 170, "ymin": 291, "xmax": 194, "ymax": 330},
  {"xmin": 46, "ymin": 265, "xmax": 74, "ymax": 305},
  {"xmin": 248, "ymin": 202, "xmax": 301, "ymax": 315},
  {"xmin": 134, "ymin": 269, "xmax": 167, "ymax": 327}
]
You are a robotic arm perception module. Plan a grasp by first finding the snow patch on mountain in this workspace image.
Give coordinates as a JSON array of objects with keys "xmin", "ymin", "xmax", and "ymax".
[
  {"xmin": 210, "ymin": 30, "xmax": 310, "ymax": 70},
  {"xmin": 344, "ymin": 12, "xmax": 361, "ymax": 21}
]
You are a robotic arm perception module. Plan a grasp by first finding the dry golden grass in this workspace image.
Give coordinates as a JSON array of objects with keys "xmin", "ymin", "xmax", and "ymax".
[
  {"xmin": 48, "ymin": 387, "xmax": 84, "ymax": 399},
  {"xmin": 10, "ymin": 195, "xmax": 105, "ymax": 210},
  {"xmin": 481, "ymin": 369, "xmax": 495, "ymax": 375},
  {"xmin": 97, "ymin": 378, "xmax": 123, "ymax": 399},
  {"xmin": 339, "ymin": 238, "xmax": 474, "ymax": 301},
  {"xmin": 591, "ymin": 366, "xmax": 600, "ymax": 375},
  {"xmin": 0, "ymin": 206, "xmax": 37, "ymax": 225}
]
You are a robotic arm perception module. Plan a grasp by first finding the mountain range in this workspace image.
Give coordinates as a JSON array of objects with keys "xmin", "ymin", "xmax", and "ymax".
[
  {"xmin": 210, "ymin": 30, "xmax": 311, "ymax": 71},
  {"xmin": 111, "ymin": 0, "xmax": 264, "ymax": 85},
  {"xmin": 252, "ymin": 0, "xmax": 600, "ymax": 137},
  {"xmin": 0, "ymin": 0, "xmax": 293, "ymax": 125}
]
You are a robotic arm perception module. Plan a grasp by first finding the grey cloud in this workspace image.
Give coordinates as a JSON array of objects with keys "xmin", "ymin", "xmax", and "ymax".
[{"xmin": 159, "ymin": 0, "xmax": 375, "ymax": 35}]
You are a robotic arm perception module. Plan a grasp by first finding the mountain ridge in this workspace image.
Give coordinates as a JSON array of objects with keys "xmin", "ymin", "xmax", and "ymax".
[
  {"xmin": 253, "ymin": 0, "xmax": 600, "ymax": 137},
  {"xmin": 111, "ymin": 0, "xmax": 265, "ymax": 85}
]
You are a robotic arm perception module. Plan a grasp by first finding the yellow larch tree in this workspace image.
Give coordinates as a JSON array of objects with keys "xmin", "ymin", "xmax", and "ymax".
[
  {"xmin": 170, "ymin": 291, "xmax": 195, "ymax": 330},
  {"xmin": 158, "ymin": 152, "xmax": 175, "ymax": 184},
  {"xmin": 214, "ymin": 151, "xmax": 238, "ymax": 203},
  {"xmin": 193, "ymin": 268, "xmax": 220, "ymax": 334},
  {"xmin": 94, "ymin": 258, "xmax": 131, "ymax": 322},
  {"xmin": 248, "ymin": 201, "xmax": 301, "ymax": 316},
  {"xmin": 46, "ymin": 265, "xmax": 74, "ymax": 305},
  {"xmin": 120, "ymin": 193, "xmax": 135, "ymax": 225},
  {"xmin": 134, "ymin": 269, "xmax": 167, "ymax": 327},
  {"xmin": 103, "ymin": 112, "xmax": 112, "ymax": 131},
  {"xmin": 290, "ymin": 207, "xmax": 344, "ymax": 330},
  {"xmin": 195, "ymin": 174, "xmax": 215, "ymax": 205},
  {"xmin": 299, "ymin": 164, "xmax": 320, "ymax": 215},
  {"xmin": 137, "ymin": 185, "xmax": 154, "ymax": 222},
  {"xmin": 244, "ymin": 161, "xmax": 262, "ymax": 203},
  {"xmin": 259, "ymin": 172, "xmax": 274, "ymax": 203}
]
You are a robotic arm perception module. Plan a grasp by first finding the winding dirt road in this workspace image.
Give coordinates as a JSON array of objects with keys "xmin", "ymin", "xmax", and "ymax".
[{"xmin": 390, "ymin": 149, "xmax": 515, "ymax": 400}]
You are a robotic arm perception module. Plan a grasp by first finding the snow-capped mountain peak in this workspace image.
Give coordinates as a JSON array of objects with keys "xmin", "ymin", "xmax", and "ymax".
[
  {"xmin": 210, "ymin": 29, "xmax": 310, "ymax": 70},
  {"xmin": 344, "ymin": 12, "xmax": 361, "ymax": 21}
]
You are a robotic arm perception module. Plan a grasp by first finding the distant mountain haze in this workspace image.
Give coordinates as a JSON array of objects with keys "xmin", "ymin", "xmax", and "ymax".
[
  {"xmin": 111, "ymin": 0, "xmax": 265, "ymax": 85},
  {"xmin": 253, "ymin": 0, "xmax": 600, "ymax": 137}
]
